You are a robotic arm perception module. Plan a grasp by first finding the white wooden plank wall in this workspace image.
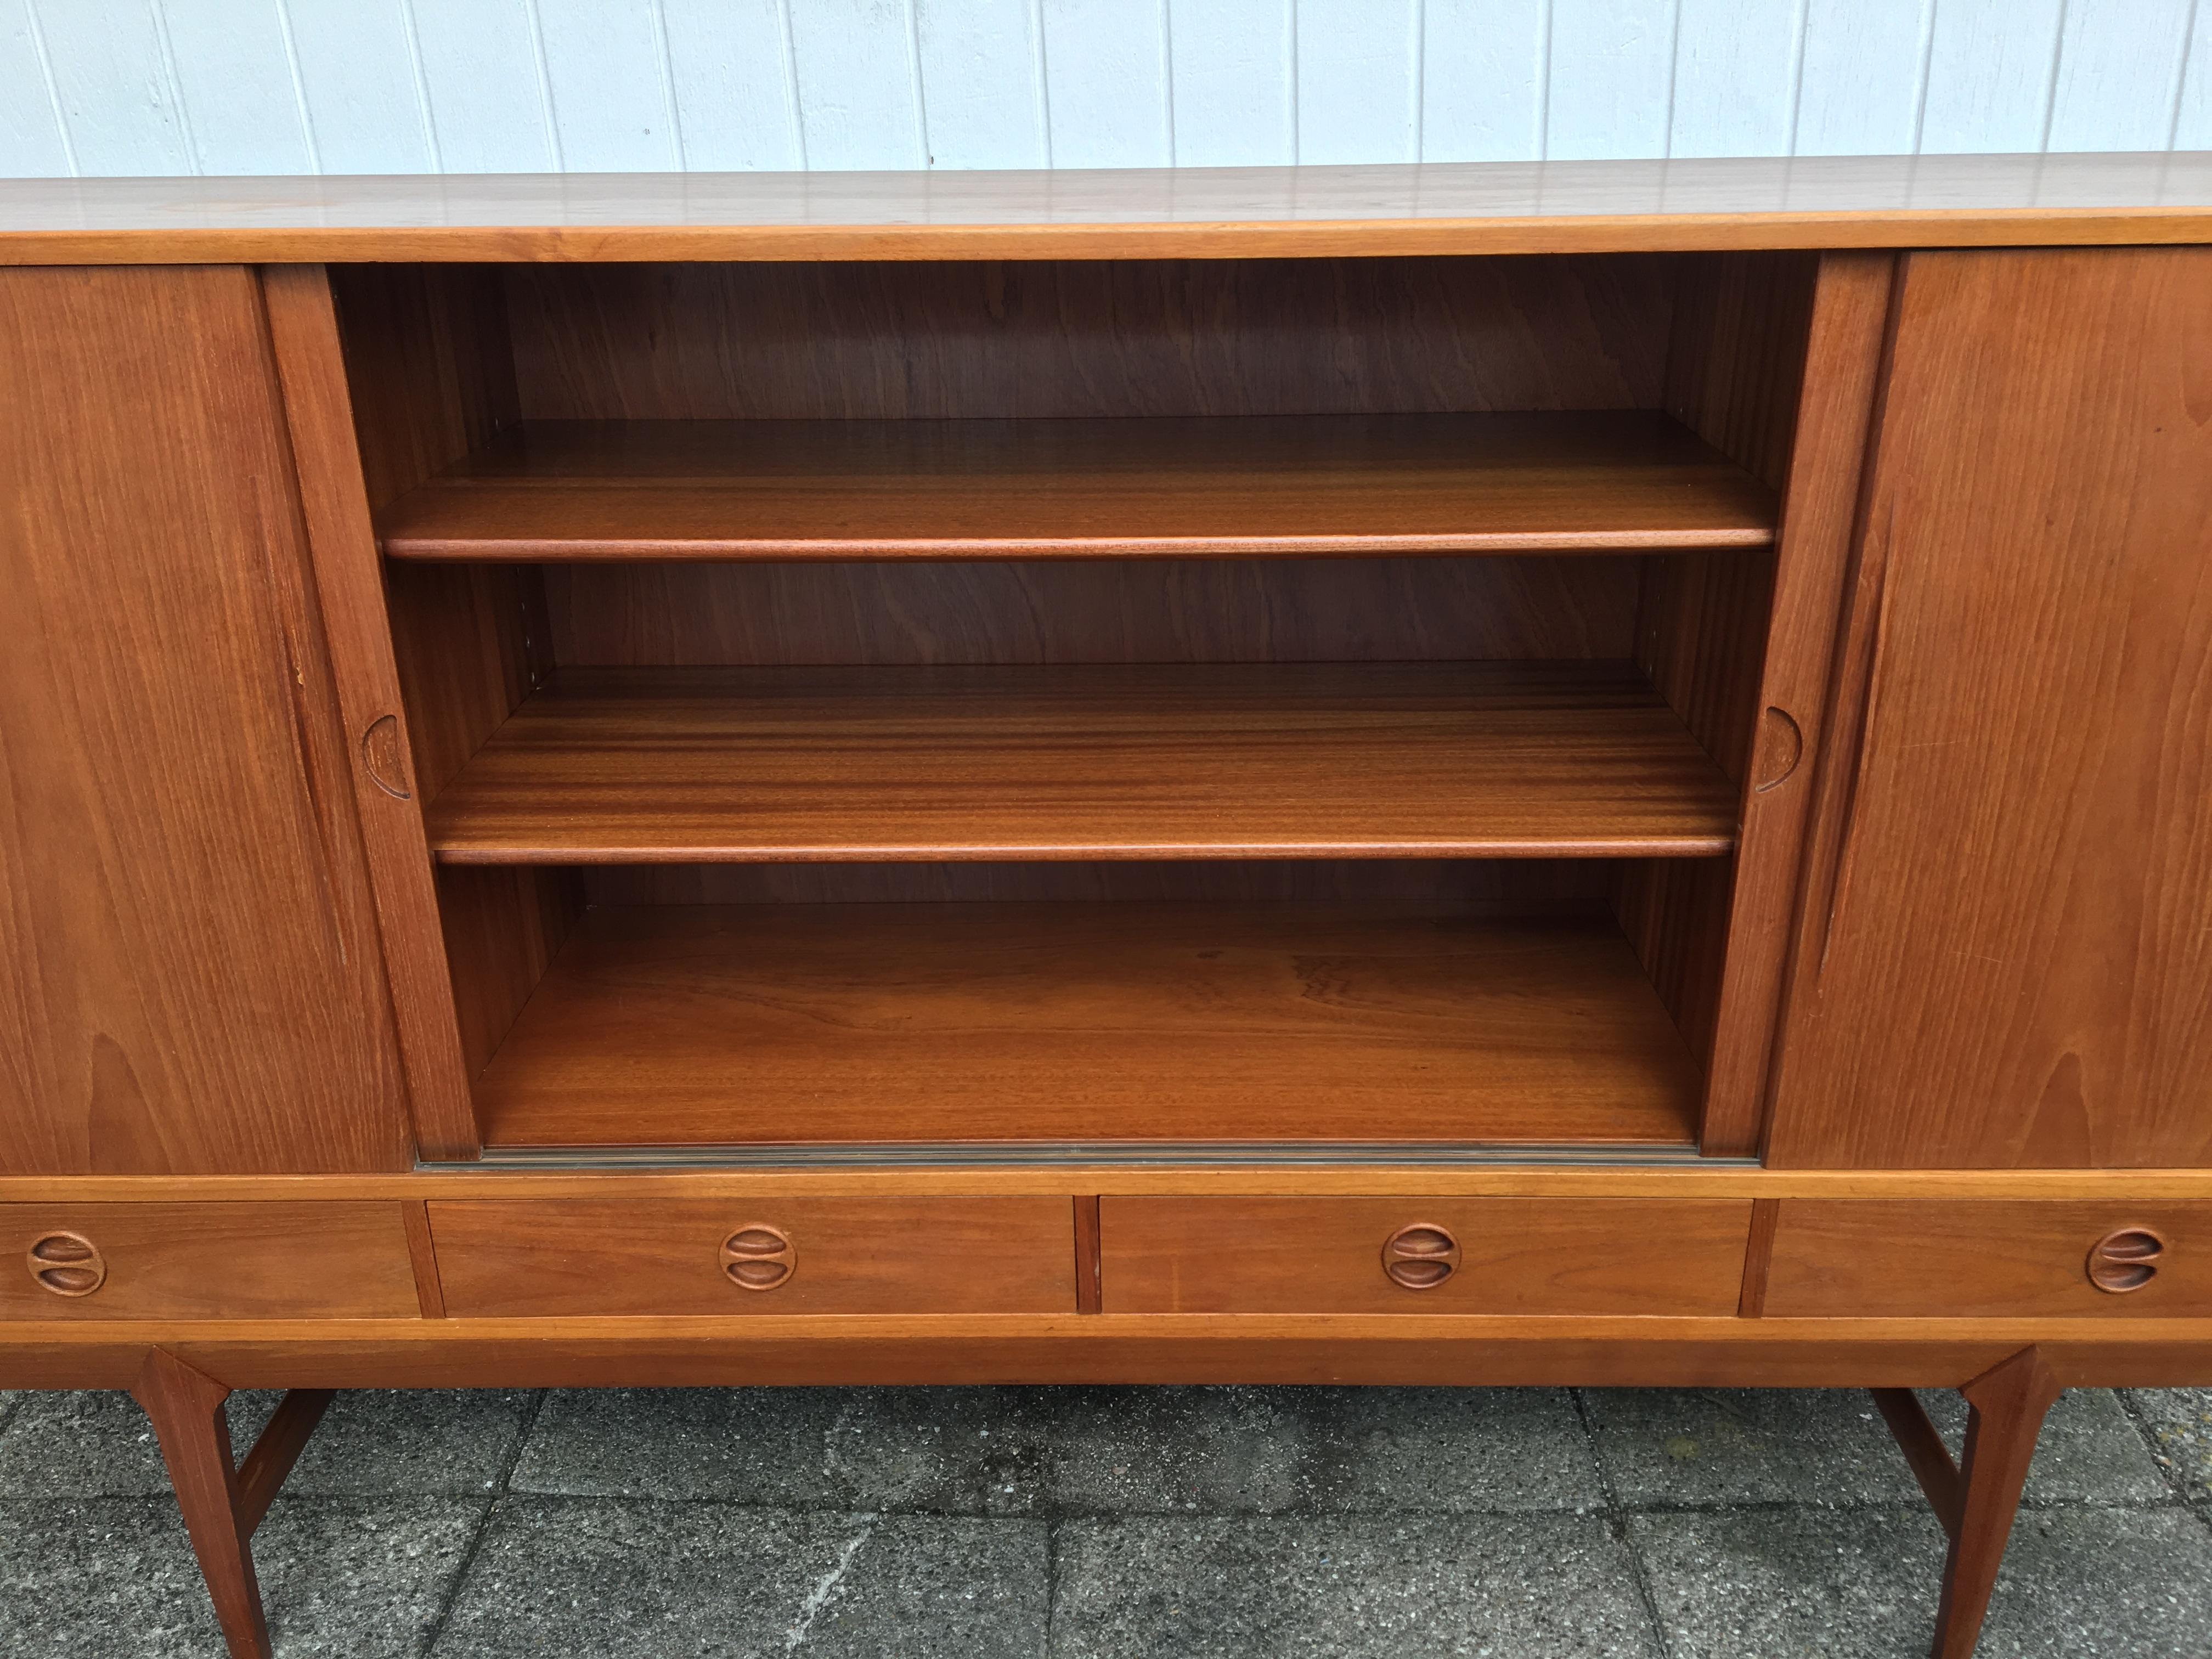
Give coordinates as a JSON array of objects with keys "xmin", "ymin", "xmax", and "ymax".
[{"xmin": 3, "ymin": 0, "xmax": 2204, "ymax": 177}]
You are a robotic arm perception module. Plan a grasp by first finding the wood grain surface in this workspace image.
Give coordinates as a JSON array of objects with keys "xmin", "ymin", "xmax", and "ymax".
[
  {"xmin": 1765, "ymin": 1201, "xmax": 2212, "ymax": 1319},
  {"xmin": 377, "ymin": 414, "xmax": 1776, "ymax": 561},
  {"xmin": 502, "ymin": 256, "xmax": 1674, "ymax": 421},
  {"xmin": 472, "ymin": 904, "xmax": 1703, "ymax": 1150},
  {"xmin": 422, "ymin": 662, "xmax": 1739, "ymax": 863},
  {"xmin": 1694, "ymin": 251, "xmax": 1898, "ymax": 1156},
  {"xmin": 1100, "ymin": 1195, "xmax": 1752, "ymax": 1314},
  {"xmin": 1764, "ymin": 249, "xmax": 2212, "ymax": 1169},
  {"xmin": 0, "ymin": 154, "xmax": 2207, "ymax": 263},
  {"xmin": 544, "ymin": 555, "xmax": 1644, "ymax": 669},
  {"xmin": 262, "ymin": 264, "xmax": 482, "ymax": 1164},
  {"xmin": 0, "ymin": 266, "xmax": 411, "ymax": 1175},
  {"xmin": 428, "ymin": 1197, "xmax": 1076, "ymax": 1316},
  {"xmin": 9, "ymin": 1311, "xmax": 2212, "ymax": 1395},
  {"xmin": 0, "ymin": 1203, "xmax": 419, "ymax": 1322}
]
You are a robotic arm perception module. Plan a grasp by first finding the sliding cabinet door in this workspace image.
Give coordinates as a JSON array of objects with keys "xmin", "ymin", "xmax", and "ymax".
[
  {"xmin": 1765, "ymin": 248, "xmax": 2212, "ymax": 1169},
  {"xmin": 0, "ymin": 267, "xmax": 411, "ymax": 1173}
]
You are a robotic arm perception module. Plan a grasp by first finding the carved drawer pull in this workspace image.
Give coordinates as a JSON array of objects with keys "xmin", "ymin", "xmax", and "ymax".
[
  {"xmin": 27, "ymin": 1232, "xmax": 106, "ymax": 1298},
  {"xmin": 1381, "ymin": 1222, "xmax": 1460, "ymax": 1291},
  {"xmin": 2086, "ymin": 1227, "xmax": 2165, "ymax": 1295},
  {"xmin": 721, "ymin": 1224, "xmax": 795, "ymax": 1292},
  {"xmin": 360, "ymin": 713, "xmax": 412, "ymax": 800}
]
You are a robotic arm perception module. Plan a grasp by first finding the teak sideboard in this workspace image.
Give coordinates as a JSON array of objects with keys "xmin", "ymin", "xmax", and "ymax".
[{"xmin": 2, "ymin": 154, "xmax": 2210, "ymax": 1658}]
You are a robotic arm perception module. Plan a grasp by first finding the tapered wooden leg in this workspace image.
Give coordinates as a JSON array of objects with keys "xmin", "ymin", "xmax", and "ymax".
[
  {"xmin": 128, "ymin": 1348, "xmax": 272, "ymax": 1659},
  {"xmin": 1928, "ymin": 1347, "xmax": 2063, "ymax": 1659}
]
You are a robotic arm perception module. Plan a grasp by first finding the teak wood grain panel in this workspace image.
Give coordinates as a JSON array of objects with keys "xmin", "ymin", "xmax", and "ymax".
[
  {"xmin": 422, "ymin": 662, "xmax": 1738, "ymax": 864},
  {"xmin": 1765, "ymin": 249, "xmax": 2212, "ymax": 1169},
  {"xmin": 428, "ymin": 1198, "xmax": 1076, "ymax": 1316},
  {"xmin": 377, "ymin": 414, "xmax": 1776, "ymax": 561},
  {"xmin": 1695, "ymin": 252, "xmax": 1899, "ymax": 1156},
  {"xmin": 0, "ymin": 1203, "xmax": 419, "ymax": 1321},
  {"xmin": 1765, "ymin": 1203, "xmax": 2212, "ymax": 1319},
  {"xmin": 579, "ymin": 858, "xmax": 1618, "ymax": 913},
  {"xmin": 545, "ymin": 556, "xmax": 1643, "ymax": 669},
  {"xmin": 503, "ymin": 256, "xmax": 1673, "ymax": 421},
  {"xmin": 473, "ymin": 905, "xmax": 1702, "ymax": 1150},
  {"xmin": 1100, "ymin": 1197, "xmax": 1752, "ymax": 1314},
  {"xmin": 1, "ymin": 154, "xmax": 2208, "ymax": 263},
  {"xmin": 0, "ymin": 266, "xmax": 410, "ymax": 1175}
]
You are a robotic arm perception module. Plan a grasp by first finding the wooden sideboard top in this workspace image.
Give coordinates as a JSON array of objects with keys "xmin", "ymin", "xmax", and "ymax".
[{"xmin": 2, "ymin": 152, "xmax": 2209, "ymax": 263}]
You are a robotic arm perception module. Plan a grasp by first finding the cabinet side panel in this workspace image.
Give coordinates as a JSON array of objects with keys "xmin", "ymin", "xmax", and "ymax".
[
  {"xmin": 1766, "ymin": 248, "xmax": 2212, "ymax": 1169},
  {"xmin": 0, "ymin": 266, "xmax": 411, "ymax": 1174}
]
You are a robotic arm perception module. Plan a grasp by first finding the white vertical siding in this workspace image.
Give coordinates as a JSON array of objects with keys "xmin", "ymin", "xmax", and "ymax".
[
  {"xmin": 658, "ymin": 0, "xmax": 805, "ymax": 172},
  {"xmin": 787, "ymin": 0, "xmax": 923, "ymax": 170},
  {"xmin": 914, "ymin": 0, "xmax": 1048, "ymax": 168},
  {"xmin": 1420, "ymin": 0, "xmax": 1547, "ymax": 163},
  {"xmin": 2177, "ymin": 5, "xmax": 2211, "ymax": 149},
  {"xmin": 1669, "ymin": 0, "xmax": 1804, "ymax": 159},
  {"xmin": 408, "ymin": 1, "xmax": 559, "ymax": 172},
  {"xmin": 1918, "ymin": 0, "xmax": 2067, "ymax": 154},
  {"xmin": 1, "ymin": 0, "xmax": 72, "ymax": 176},
  {"xmin": 1040, "ymin": 0, "xmax": 1172, "ymax": 168},
  {"xmin": 532, "ymin": 0, "xmax": 682, "ymax": 171},
  {"xmin": 282, "ymin": 0, "xmax": 437, "ymax": 173},
  {"xmin": 1544, "ymin": 0, "xmax": 1677, "ymax": 161},
  {"xmin": 1294, "ymin": 0, "xmax": 1419, "ymax": 167},
  {"xmin": 1791, "ymin": 0, "xmax": 1932, "ymax": 157},
  {"xmin": 2, "ymin": 0, "xmax": 2205, "ymax": 177},
  {"xmin": 1166, "ymin": 0, "xmax": 1294, "ymax": 166}
]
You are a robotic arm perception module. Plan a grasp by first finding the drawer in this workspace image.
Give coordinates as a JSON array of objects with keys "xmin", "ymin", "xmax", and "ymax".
[
  {"xmin": 0, "ymin": 1202, "xmax": 420, "ymax": 1321},
  {"xmin": 1764, "ymin": 1201, "xmax": 2212, "ymax": 1318},
  {"xmin": 428, "ymin": 1197, "xmax": 1077, "ymax": 1316},
  {"xmin": 1100, "ymin": 1197, "xmax": 1752, "ymax": 1315}
]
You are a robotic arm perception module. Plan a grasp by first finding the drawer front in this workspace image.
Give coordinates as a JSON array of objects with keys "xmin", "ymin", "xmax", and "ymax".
[
  {"xmin": 1, "ymin": 1202, "xmax": 420, "ymax": 1321},
  {"xmin": 1101, "ymin": 1197, "xmax": 1752, "ymax": 1315},
  {"xmin": 1765, "ymin": 1201, "xmax": 2212, "ymax": 1318},
  {"xmin": 429, "ymin": 1198, "xmax": 1077, "ymax": 1316}
]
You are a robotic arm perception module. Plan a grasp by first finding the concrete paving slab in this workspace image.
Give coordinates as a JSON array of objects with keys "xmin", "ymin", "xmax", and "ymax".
[
  {"xmin": 510, "ymin": 1386, "xmax": 1044, "ymax": 1511},
  {"xmin": 1920, "ymin": 1388, "xmax": 2170, "ymax": 1506},
  {"xmin": 2125, "ymin": 1387, "xmax": 2212, "ymax": 1502},
  {"xmin": 1630, "ymin": 1505, "xmax": 1944, "ymax": 1659},
  {"xmin": 0, "ymin": 1389, "xmax": 533, "ymax": 1501},
  {"xmin": 0, "ymin": 1390, "xmax": 260, "ymax": 1496},
  {"xmin": 1583, "ymin": 1389, "xmax": 1923, "ymax": 1507},
  {"xmin": 0, "ymin": 1497, "xmax": 481, "ymax": 1659},
  {"xmin": 512, "ymin": 1385, "xmax": 1601, "ymax": 1517},
  {"xmin": 1039, "ymin": 1386, "xmax": 1603, "ymax": 1516},
  {"xmin": 1585, "ymin": 1386, "xmax": 2166, "ymax": 1509},
  {"xmin": 1050, "ymin": 1514, "xmax": 1661, "ymax": 1658},
  {"xmin": 432, "ymin": 1499, "xmax": 1046, "ymax": 1658}
]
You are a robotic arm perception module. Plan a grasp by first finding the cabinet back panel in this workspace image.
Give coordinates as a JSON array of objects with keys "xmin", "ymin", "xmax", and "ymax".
[
  {"xmin": 504, "ymin": 256, "xmax": 1676, "ymax": 422},
  {"xmin": 578, "ymin": 858, "xmax": 1622, "ymax": 912},
  {"xmin": 545, "ymin": 555, "xmax": 1641, "ymax": 668}
]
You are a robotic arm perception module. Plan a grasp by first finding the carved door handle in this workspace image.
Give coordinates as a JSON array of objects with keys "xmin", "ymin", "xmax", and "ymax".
[
  {"xmin": 2086, "ymin": 1227, "xmax": 2165, "ymax": 1294},
  {"xmin": 1381, "ymin": 1222, "xmax": 1459, "ymax": 1290},
  {"xmin": 721, "ymin": 1224, "xmax": 795, "ymax": 1291},
  {"xmin": 27, "ymin": 1232, "xmax": 106, "ymax": 1297}
]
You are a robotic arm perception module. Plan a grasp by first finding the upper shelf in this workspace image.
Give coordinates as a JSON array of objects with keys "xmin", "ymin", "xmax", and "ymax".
[
  {"xmin": 3, "ymin": 154, "xmax": 2208, "ymax": 263},
  {"xmin": 376, "ymin": 413, "xmax": 1777, "ymax": 561},
  {"xmin": 420, "ymin": 659, "xmax": 1740, "ymax": 864}
]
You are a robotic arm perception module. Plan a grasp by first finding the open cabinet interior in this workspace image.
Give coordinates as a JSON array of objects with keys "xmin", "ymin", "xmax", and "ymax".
[{"xmin": 331, "ymin": 250, "xmax": 1816, "ymax": 1161}]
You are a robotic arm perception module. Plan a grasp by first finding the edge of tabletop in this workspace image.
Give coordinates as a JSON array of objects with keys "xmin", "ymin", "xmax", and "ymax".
[{"xmin": 3, "ymin": 155, "xmax": 2210, "ymax": 263}]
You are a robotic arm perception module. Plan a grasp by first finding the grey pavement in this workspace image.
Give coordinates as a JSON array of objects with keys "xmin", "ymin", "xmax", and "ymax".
[{"xmin": 1, "ymin": 1384, "xmax": 2208, "ymax": 1657}]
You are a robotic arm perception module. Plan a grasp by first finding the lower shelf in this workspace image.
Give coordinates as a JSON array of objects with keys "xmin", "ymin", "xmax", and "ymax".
[{"xmin": 473, "ymin": 902, "xmax": 1702, "ymax": 1152}]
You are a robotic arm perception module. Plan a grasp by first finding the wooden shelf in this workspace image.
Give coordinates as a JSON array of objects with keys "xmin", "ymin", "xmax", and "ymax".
[
  {"xmin": 376, "ymin": 413, "xmax": 1776, "ymax": 561},
  {"xmin": 475, "ymin": 903, "xmax": 1702, "ymax": 1150},
  {"xmin": 422, "ymin": 661, "xmax": 1739, "ymax": 864}
]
